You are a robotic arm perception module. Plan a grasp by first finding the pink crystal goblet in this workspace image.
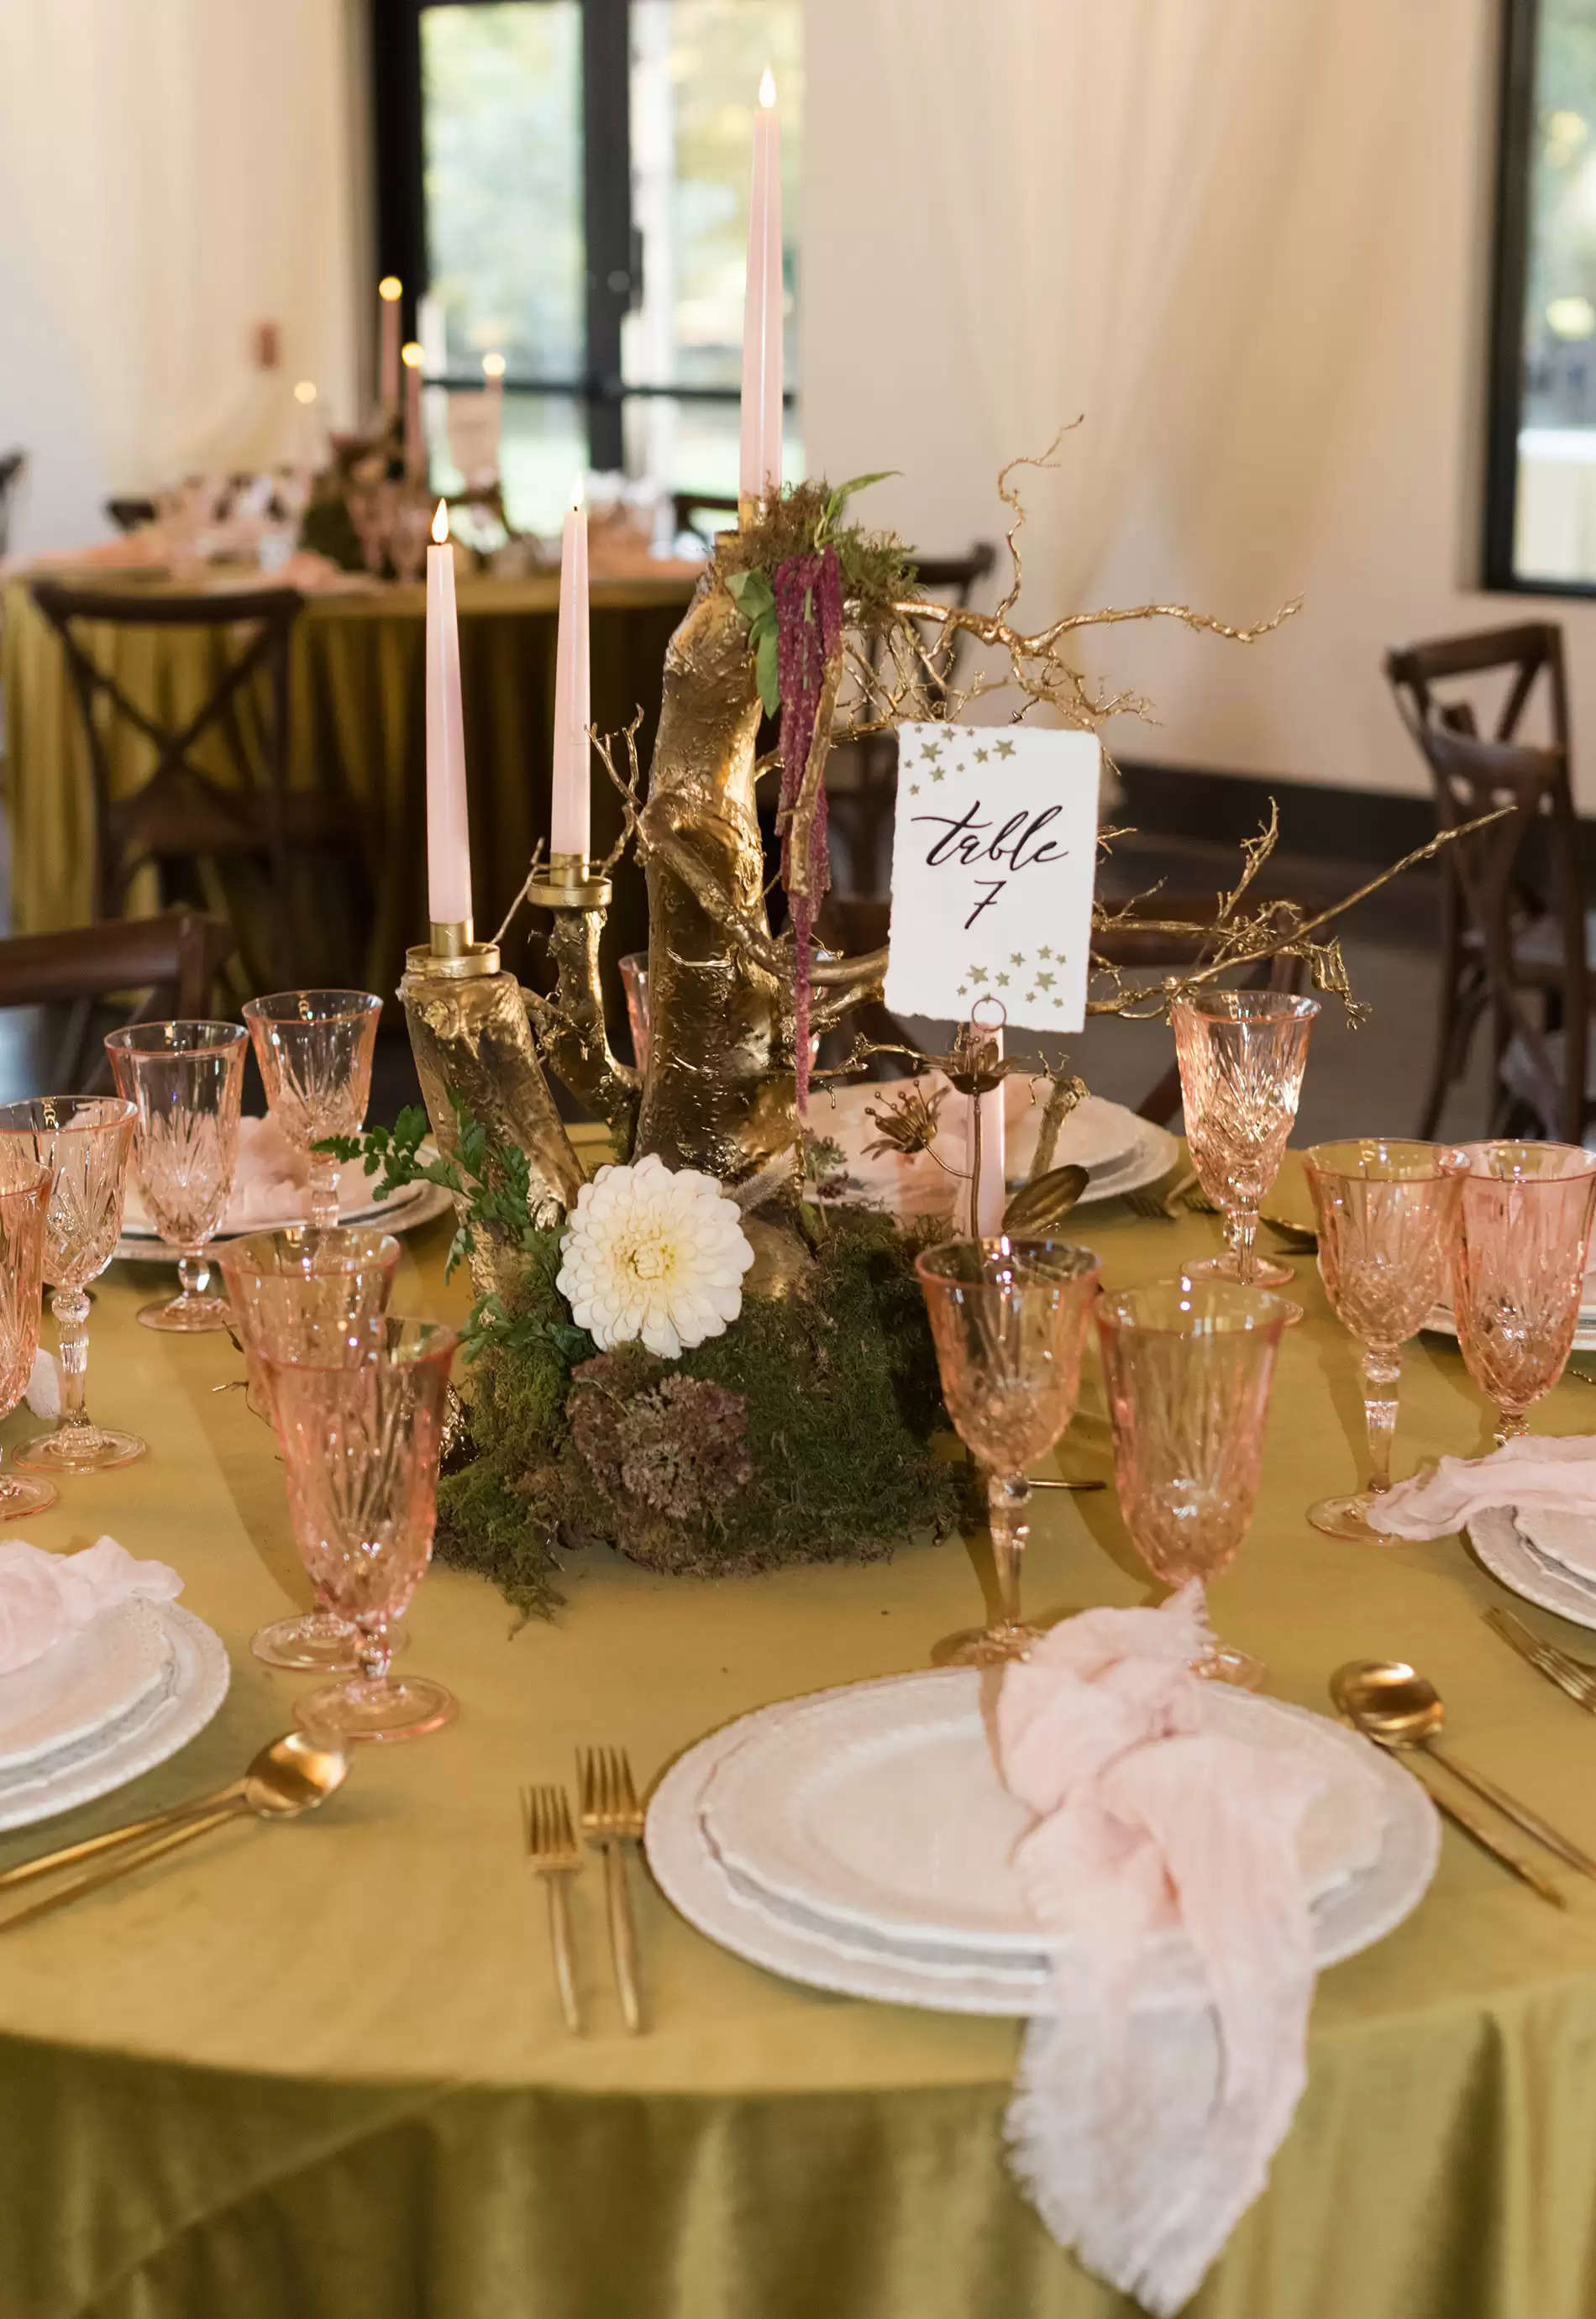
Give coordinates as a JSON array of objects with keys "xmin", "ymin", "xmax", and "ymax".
[
  {"xmin": 105, "ymin": 1020, "xmax": 248, "ymax": 1333},
  {"xmin": 1095, "ymin": 1278, "xmax": 1288, "ymax": 1689},
  {"xmin": 1302, "ymin": 1139, "xmax": 1468, "ymax": 1540},
  {"xmin": 1172, "ymin": 991, "xmax": 1319, "ymax": 1297},
  {"xmin": 0, "ymin": 1164, "xmax": 60, "ymax": 1516},
  {"xmin": 1450, "ymin": 1141, "xmax": 1596, "ymax": 1444},
  {"xmin": 916, "ymin": 1236, "xmax": 1101, "ymax": 1664},
  {"xmin": 242, "ymin": 991, "xmax": 381, "ymax": 1230}
]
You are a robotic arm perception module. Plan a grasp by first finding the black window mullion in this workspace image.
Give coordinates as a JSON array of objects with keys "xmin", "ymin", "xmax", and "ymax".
[
  {"xmin": 582, "ymin": 0, "xmax": 633, "ymax": 471},
  {"xmin": 1485, "ymin": 0, "xmax": 1543, "ymax": 591},
  {"xmin": 371, "ymin": 0, "xmax": 427, "ymax": 348}
]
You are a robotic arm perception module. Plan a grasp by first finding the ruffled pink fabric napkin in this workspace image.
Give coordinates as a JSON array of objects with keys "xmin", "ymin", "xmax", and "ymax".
[
  {"xmin": 123, "ymin": 1115, "xmax": 370, "ymax": 1236},
  {"xmin": 995, "ymin": 1586, "xmax": 1335, "ymax": 2316},
  {"xmin": 1367, "ymin": 1435, "xmax": 1596, "ymax": 1539},
  {"xmin": 0, "ymin": 1538, "xmax": 182, "ymax": 1676}
]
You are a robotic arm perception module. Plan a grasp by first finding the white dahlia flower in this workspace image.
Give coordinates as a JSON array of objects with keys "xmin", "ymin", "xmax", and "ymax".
[{"xmin": 556, "ymin": 1153, "xmax": 755, "ymax": 1358}]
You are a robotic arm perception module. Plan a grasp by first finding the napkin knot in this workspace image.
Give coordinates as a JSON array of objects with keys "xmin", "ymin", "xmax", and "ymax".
[{"xmin": 0, "ymin": 1538, "xmax": 182, "ymax": 1676}]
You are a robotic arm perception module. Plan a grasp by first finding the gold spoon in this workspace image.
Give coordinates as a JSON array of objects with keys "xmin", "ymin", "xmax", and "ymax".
[
  {"xmin": 0, "ymin": 1731, "xmax": 349, "ymax": 1931},
  {"xmin": 1331, "ymin": 1660, "xmax": 1583, "ymax": 1902}
]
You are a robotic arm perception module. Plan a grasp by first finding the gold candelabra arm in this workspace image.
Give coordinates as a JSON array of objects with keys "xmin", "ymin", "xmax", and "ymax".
[{"xmin": 533, "ymin": 904, "xmax": 640, "ymax": 1152}]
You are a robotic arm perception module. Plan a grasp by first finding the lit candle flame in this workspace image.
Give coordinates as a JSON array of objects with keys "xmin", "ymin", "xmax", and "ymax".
[
  {"xmin": 401, "ymin": 341, "xmax": 423, "ymax": 370},
  {"xmin": 482, "ymin": 351, "xmax": 507, "ymax": 380},
  {"xmin": 759, "ymin": 66, "xmax": 776, "ymax": 108},
  {"xmin": 292, "ymin": 380, "xmax": 317, "ymax": 406},
  {"xmin": 432, "ymin": 500, "xmax": 449, "ymax": 546},
  {"xmin": 378, "ymin": 275, "xmax": 402, "ymax": 302}
]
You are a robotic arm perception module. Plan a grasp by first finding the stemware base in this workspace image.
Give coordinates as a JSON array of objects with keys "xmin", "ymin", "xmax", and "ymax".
[
  {"xmin": 938, "ymin": 1619, "xmax": 1046, "ymax": 1667},
  {"xmin": 1308, "ymin": 1490, "xmax": 1388, "ymax": 1542},
  {"xmin": 1194, "ymin": 1645, "xmax": 1267, "ymax": 1691},
  {"xmin": 1182, "ymin": 1247, "xmax": 1298, "ymax": 1291},
  {"xmin": 295, "ymin": 1671, "xmax": 456, "ymax": 1744},
  {"xmin": 0, "ymin": 1472, "xmax": 56, "ymax": 1518},
  {"xmin": 250, "ymin": 1613, "xmax": 409, "ymax": 1672},
  {"xmin": 14, "ymin": 1423, "xmax": 147, "ymax": 1476},
  {"xmin": 138, "ymin": 1289, "xmax": 234, "ymax": 1334}
]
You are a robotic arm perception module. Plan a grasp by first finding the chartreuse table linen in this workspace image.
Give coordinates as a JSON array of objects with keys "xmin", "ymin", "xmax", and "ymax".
[{"xmin": 0, "ymin": 1152, "xmax": 1593, "ymax": 2316}]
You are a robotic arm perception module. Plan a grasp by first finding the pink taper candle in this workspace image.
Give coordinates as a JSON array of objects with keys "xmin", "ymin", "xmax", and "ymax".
[
  {"xmin": 402, "ymin": 342, "xmax": 424, "ymax": 484},
  {"xmin": 974, "ymin": 1026, "xmax": 1007, "ymax": 1236},
  {"xmin": 738, "ymin": 70, "xmax": 782, "ymax": 507},
  {"xmin": 378, "ymin": 275, "xmax": 402, "ymax": 411},
  {"xmin": 425, "ymin": 501, "xmax": 472, "ymax": 926},
  {"xmin": 550, "ymin": 485, "xmax": 591, "ymax": 861}
]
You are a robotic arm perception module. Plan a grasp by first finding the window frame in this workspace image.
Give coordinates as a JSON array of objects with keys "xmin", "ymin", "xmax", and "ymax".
[
  {"xmin": 1483, "ymin": 0, "xmax": 1596, "ymax": 595},
  {"xmin": 370, "ymin": 0, "xmax": 791, "ymax": 478}
]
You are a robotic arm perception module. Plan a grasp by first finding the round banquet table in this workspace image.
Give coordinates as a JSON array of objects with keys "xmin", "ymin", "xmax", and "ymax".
[
  {"xmin": 2, "ymin": 1141, "xmax": 1595, "ymax": 2319},
  {"xmin": 0, "ymin": 570, "xmax": 696, "ymax": 1000}
]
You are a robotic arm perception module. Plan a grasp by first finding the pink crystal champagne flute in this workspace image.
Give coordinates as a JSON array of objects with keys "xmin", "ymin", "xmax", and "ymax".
[
  {"xmin": 0, "ymin": 1098, "xmax": 144, "ymax": 1476},
  {"xmin": 916, "ymin": 1236, "xmax": 1101, "ymax": 1663},
  {"xmin": 1450, "ymin": 1141, "xmax": 1596, "ymax": 1444},
  {"xmin": 266, "ymin": 1314, "xmax": 460, "ymax": 1743},
  {"xmin": 105, "ymin": 1020, "xmax": 248, "ymax": 1332},
  {"xmin": 0, "ymin": 1163, "xmax": 59, "ymax": 1515},
  {"xmin": 1172, "ymin": 991, "xmax": 1319, "ymax": 1293},
  {"xmin": 218, "ymin": 1225, "xmax": 403, "ymax": 1671},
  {"xmin": 242, "ymin": 991, "xmax": 381, "ymax": 1230},
  {"xmin": 1095, "ymin": 1279, "xmax": 1288, "ymax": 1689},
  {"xmin": 1302, "ymin": 1140, "xmax": 1467, "ymax": 1540}
]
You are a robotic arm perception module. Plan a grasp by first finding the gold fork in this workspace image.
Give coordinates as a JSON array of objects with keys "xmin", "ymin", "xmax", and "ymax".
[
  {"xmin": 577, "ymin": 1747, "xmax": 646, "ymax": 2034},
  {"xmin": 522, "ymin": 1785, "xmax": 583, "ymax": 2035},
  {"xmin": 1485, "ymin": 1606, "xmax": 1596, "ymax": 1712},
  {"xmin": 1125, "ymin": 1165, "xmax": 1200, "ymax": 1222}
]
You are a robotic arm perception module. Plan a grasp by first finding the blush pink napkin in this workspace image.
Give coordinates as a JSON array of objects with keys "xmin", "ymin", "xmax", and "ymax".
[
  {"xmin": 123, "ymin": 1114, "xmax": 370, "ymax": 1237},
  {"xmin": 1367, "ymin": 1434, "xmax": 1596, "ymax": 1539},
  {"xmin": 0, "ymin": 1538, "xmax": 182, "ymax": 1676},
  {"xmin": 995, "ymin": 1586, "xmax": 1334, "ymax": 2316}
]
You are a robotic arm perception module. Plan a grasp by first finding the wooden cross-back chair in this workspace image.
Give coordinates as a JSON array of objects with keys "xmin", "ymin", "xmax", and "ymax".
[
  {"xmin": 29, "ymin": 579, "xmax": 370, "ymax": 997},
  {"xmin": 0, "ymin": 910, "xmax": 234, "ymax": 1092},
  {"xmin": 0, "ymin": 451, "xmax": 24, "ymax": 559},
  {"xmin": 1384, "ymin": 622, "xmax": 1590, "ymax": 1143}
]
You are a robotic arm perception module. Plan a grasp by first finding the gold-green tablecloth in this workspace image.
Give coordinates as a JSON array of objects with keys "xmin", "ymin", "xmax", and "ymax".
[
  {"xmin": 4, "ymin": 1161, "xmax": 1596, "ymax": 2317},
  {"xmin": 0, "ymin": 574, "xmax": 695, "ymax": 999}
]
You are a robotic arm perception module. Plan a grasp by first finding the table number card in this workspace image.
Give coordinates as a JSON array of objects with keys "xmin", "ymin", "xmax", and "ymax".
[{"xmin": 883, "ymin": 721, "xmax": 1100, "ymax": 1031}]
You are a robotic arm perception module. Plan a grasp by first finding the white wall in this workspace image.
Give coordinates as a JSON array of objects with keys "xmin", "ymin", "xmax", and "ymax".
[
  {"xmin": 802, "ymin": 0, "xmax": 1596, "ymax": 809},
  {"xmin": 0, "ymin": 0, "xmax": 366, "ymax": 558}
]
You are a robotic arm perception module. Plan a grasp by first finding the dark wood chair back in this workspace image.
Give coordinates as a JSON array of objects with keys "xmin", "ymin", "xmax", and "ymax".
[
  {"xmin": 29, "ymin": 580, "xmax": 365, "ymax": 994},
  {"xmin": 1385, "ymin": 622, "xmax": 1586, "ymax": 1141},
  {"xmin": 0, "ymin": 451, "xmax": 24, "ymax": 559},
  {"xmin": 672, "ymin": 491, "xmax": 740, "ymax": 546},
  {"xmin": 104, "ymin": 497, "xmax": 158, "ymax": 536},
  {"xmin": 0, "ymin": 910, "xmax": 234, "ymax": 1091}
]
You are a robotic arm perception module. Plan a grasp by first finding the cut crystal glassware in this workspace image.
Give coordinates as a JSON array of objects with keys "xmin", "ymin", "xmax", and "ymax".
[
  {"xmin": 1095, "ymin": 1278, "xmax": 1288, "ymax": 1689},
  {"xmin": 218, "ymin": 1225, "xmax": 403, "ymax": 1671},
  {"xmin": 1302, "ymin": 1139, "xmax": 1468, "ymax": 1540},
  {"xmin": 105, "ymin": 1020, "xmax": 248, "ymax": 1333},
  {"xmin": 242, "ymin": 991, "xmax": 381, "ymax": 1230},
  {"xmin": 1449, "ymin": 1141, "xmax": 1596, "ymax": 1443},
  {"xmin": 0, "ymin": 1162, "xmax": 60, "ymax": 1515},
  {"xmin": 0, "ymin": 1098, "xmax": 144, "ymax": 1475},
  {"xmin": 268, "ymin": 1315, "xmax": 460, "ymax": 1743},
  {"xmin": 1172, "ymin": 991, "xmax": 1319, "ymax": 1296},
  {"xmin": 916, "ymin": 1236, "xmax": 1101, "ymax": 1664}
]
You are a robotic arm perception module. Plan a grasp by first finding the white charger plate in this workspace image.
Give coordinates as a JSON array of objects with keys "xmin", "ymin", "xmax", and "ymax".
[
  {"xmin": 1423, "ymin": 1303, "xmax": 1596, "ymax": 1355},
  {"xmin": 1467, "ymin": 1506, "xmax": 1596, "ymax": 1630},
  {"xmin": 113, "ymin": 1176, "xmax": 454, "ymax": 1266},
  {"xmin": 0, "ymin": 1600, "xmax": 176, "ymax": 1775},
  {"xmin": 646, "ymin": 1672, "xmax": 1439, "ymax": 2017},
  {"xmin": 1074, "ymin": 1116, "xmax": 1182, "ymax": 1208},
  {"xmin": 0, "ymin": 1603, "xmax": 229, "ymax": 1831}
]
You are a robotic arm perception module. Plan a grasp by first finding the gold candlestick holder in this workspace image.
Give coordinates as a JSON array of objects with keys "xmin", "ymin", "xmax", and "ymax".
[
  {"xmin": 403, "ymin": 917, "xmax": 501, "ymax": 980},
  {"xmin": 524, "ymin": 853, "xmax": 613, "ymax": 912}
]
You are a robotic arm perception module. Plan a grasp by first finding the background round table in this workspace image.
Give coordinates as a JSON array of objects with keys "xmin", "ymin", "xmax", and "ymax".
[{"xmin": 0, "ymin": 1151, "xmax": 1593, "ymax": 2319}]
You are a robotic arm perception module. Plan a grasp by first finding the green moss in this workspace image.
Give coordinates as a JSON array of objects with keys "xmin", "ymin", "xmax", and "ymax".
[
  {"xmin": 717, "ymin": 478, "xmax": 918, "ymax": 631},
  {"xmin": 432, "ymin": 1204, "xmax": 967, "ymax": 1604}
]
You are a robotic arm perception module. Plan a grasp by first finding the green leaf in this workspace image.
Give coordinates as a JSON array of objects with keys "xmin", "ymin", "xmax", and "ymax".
[
  {"xmin": 817, "ymin": 470, "xmax": 900, "ymax": 543},
  {"xmin": 726, "ymin": 568, "xmax": 775, "ymax": 632},
  {"xmin": 755, "ymin": 626, "xmax": 780, "ymax": 716}
]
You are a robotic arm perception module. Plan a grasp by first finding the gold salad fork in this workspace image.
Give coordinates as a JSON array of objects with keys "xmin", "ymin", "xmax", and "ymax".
[
  {"xmin": 522, "ymin": 1784, "xmax": 583, "ymax": 2035},
  {"xmin": 577, "ymin": 1747, "xmax": 647, "ymax": 2034},
  {"xmin": 1485, "ymin": 1605, "xmax": 1596, "ymax": 1713}
]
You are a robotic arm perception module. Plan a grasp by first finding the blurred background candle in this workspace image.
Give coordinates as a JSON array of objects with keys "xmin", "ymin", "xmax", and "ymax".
[
  {"xmin": 402, "ymin": 342, "xmax": 424, "ymax": 483},
  {"xmin": 550, "ymin": 482, "xmax": 591, "ymax": 862},
  {"xmin": 738, "ymin": 69, "xmax": 782, "ymax": 510},
  {"xmin": 426, "ymin": 500, "xmax": 472, "ymax": 928},
  {"xmin": 378, "ymin": 274, "xmax": 402, "ymax": 412}
]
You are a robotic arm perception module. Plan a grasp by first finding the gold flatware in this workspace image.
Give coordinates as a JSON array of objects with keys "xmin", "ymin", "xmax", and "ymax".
[
  {"xmin": 523, "ymin": 1783, "xmax": 583, "ymax": 2035},
  {"xmin": 0, "ymin": 1731, "xmax": 349, "ymax": 1934},
  {"xmin": 577, "ymin": 1746, "xmax": 646, "ymax": 2035},
  {"xmin": 1027, "ymin": 1477, "xmax": 1107, "ymax": 1493},
  {"xmin": 0, "ymin": 1731, "xmax": 348, "ymax": 1894},
  {"xmin": 1125, "ymin": 1164, "xmax": 1201, "ymax": 1223},
  {"xmin": 1261, "ymin": 1215, "xmax": 1318, "ymax": 1255},
  {"xmin": 1331, "ymin": 1659, "xmax": 1589, "ymax": 1891},
  {"xmin": 1484, "ymin": 1606, "xmax": 1596, "ymax": 1712}
]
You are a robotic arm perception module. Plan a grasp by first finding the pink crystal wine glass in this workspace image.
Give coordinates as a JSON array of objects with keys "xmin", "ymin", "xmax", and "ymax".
[
  {"xmin": 1450, "ymin": 1141, "xmax": 1596, "ymax": 1443},
  {"xmin": 1172, "ymin": 991, "xmax": 1319, "ymax": 1295},
  {"xmin": 1095, "ymin": 1279, "xmax": 1288, "ymax": 1689},
  {"xmin": 0, "ymin": 1098, "xmax": 144, "ymax": 1476},
  {"xmin": 218, "ymin": 1225, "xmax": 403, "ymax": 1671},
  {"xmin": 265, "ymin": 1314, "xmax": 459, "ymax": 1743},
  {"xmin": 1302, "ymin": 1140, "xmax": 1468, "ymax": 1540},
  {"xmin": 0, "ymin": 1163, "xmax": 59, "ymax": 1516},
  {"xmin": 105, "ymin": 1020, "xmax": 248, "ymax": 1333},
  {"xmin": 916, "ymin": 1237, "xmax": 1101, "ymax": 1663},
  {"xmin": 242, "ymin": 991, "xmax": 381, "ymax": 1229}
]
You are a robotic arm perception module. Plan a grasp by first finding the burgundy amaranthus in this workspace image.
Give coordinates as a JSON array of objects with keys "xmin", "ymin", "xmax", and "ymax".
[{"xmin": 774, "ymin": 543, "xmax": 843, "ymax": 1116}]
